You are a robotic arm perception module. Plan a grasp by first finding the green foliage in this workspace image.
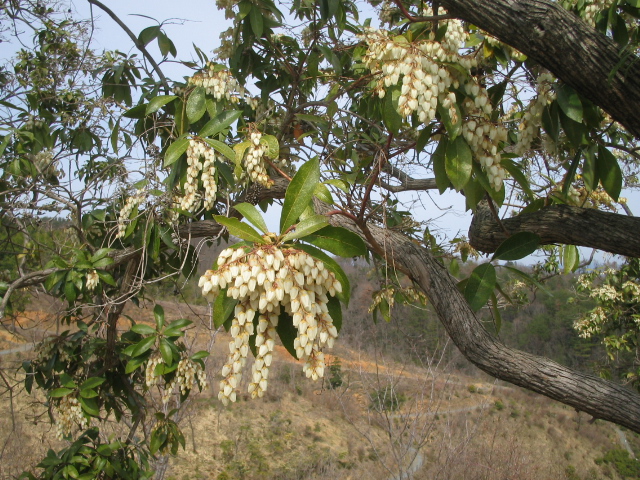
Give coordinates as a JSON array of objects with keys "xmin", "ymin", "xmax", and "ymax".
[
  {"xmin": 369, "ymin": 386, "xmax": 406, "ymax": 412},
  {"xmin": 596, "ymin": 449, "xmax": 640, "ymax": 478}
]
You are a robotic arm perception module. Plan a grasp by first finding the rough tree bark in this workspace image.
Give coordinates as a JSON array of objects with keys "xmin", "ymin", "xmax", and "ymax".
[
  {"xmin": 469, "ymin": 202, "xmax": 640, "ymax": 257},
  {"xmin": 437, "ymin": 0, "xmax": 640, "ymax": 138}
]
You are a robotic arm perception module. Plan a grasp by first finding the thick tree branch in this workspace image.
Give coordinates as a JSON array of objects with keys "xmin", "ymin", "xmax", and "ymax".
[
  {"xmin": 381, "ymin": 164, "xmax": 438, "ymax": 193},
  {"xmin": 318, "ymin": 202, "xmax": 640, "ymax": 433},
  {"xmin": 469, "ymin": 202, "xmax": 640, "ymax": 257},
  {"xmin": 437, "ymin": 0, "xmax": 640, "ymax": 138}
]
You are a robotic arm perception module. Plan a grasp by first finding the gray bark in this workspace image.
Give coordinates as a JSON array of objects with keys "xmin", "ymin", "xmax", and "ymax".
[{"xmin": 438, "ymin": 0, "xmax": 640, "ymax": 137}]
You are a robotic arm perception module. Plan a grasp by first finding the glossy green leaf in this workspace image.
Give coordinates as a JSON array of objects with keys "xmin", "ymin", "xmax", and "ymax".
[
  {"xmin": 130, "ymin": 335, "xmax": 156, "ymax": 358},
  {"xmin": 80, "ymin": 377, "xmax": 106, "ymax": 391},
  {"xmin": 131, "ymin": 324, "xmax": 156, "ymax": 335},
  {"xmin": 213, "ymin": 289, "xmax": 238, "ymax": 328},
  {"xmin": 125, "ymin": 356, "xmax": 146, "ymax": 374},
  {"xmin": 145, "ymin": 95, "xmax": 178, "ymax": 116},
  {"xmin": 597, "ymin": 145, "xmax": 622, "ymax": 201},
  {"xmin": 327, "ymin": 295, "xmax": 342, "ymax": 333},
  {"xmin": 159, "ymin": 338, "xmax": 174, "ymax": 365},
  {"xmin": 314, "ymin": 183, "xmax": 334, "ymax": 204},
  {"xmin": 199, "ymin": 110, "xmax": 242, "ymax": 138},
  {"xmin": 383, "ymin": 86, "xmax": 402, "ymax": 134},
  {"xmin": 500, "ymin": 159, "xmax": 534, "ymax": 200},
  {"xmin": 556, "ymin": 84, "xmax": 583, "ymax": 123},
  {"xmin": 260, "ymin": 134, "xmax": 279, "ymax": 159},
  {"xmin": 541, "ymin": 103, "xmax": 560, "ymax": 143},
  {"xmin": 214, "ymin": 216, "xmax": 266, "ymax": 243},
  {"xmin": 303, "ymin": 226, "xmax": 367, "ymax": 257},
  {"xmin": 563, "ymin": 244, "xmax": 579, "ymax": 274},
  {"xmin": 445, "ymin": 136, "xmax": 472, "ymax": 191},
  {"xmin": 464, "ymin": 263, "xmax": 496, "ymax": 311},
  {"xmin": 280, "ymin": 157, "xmax": 320, "ymax": 233},
  {"xmin": 204, "ymin": 138, "xmax": 235, "ymax": 162},
  {"xmin": 50, "ymin": 388, "xmax": 74, "ymax": 398},
  {"xmin": 80, "ymin": 397, "xmax": 100, "ymax": 416},
  {"xmin": 276, "ymin": 311, "xmax": 298, "ymax": 358},
  {"xmin": 154, "ymin": 304, "xmax": 165, "ymax": 330},
  {"xmin": 492, "ymin": 232, "xmax": 541, "ymax": 261},
  {"xmin": 433, "ymin": 138, "xmax": 450, "ymax": 193},
  {"xmin": 233, "ymin": 202, "xmax": 269, "ymax": 233},
  {"xmin": 186, "ymin": 86, "xmax": 206, "ymax": 123},
  {"xmin": 164, "ymin": 137, "xmax": 189, "ymax": 168},
  {"xmin": 282, "ymin": 215, "xmax": 328, "ymax": 241},
  {"xmin": 250, "ymin": 6, "xmax": 264, "ymax": 37},
  {"xmin": 582, "ymin": 146, "xmax": 598, "ymax": 191}
]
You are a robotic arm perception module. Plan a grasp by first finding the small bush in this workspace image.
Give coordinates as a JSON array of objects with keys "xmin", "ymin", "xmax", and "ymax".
[
  {"xmin": 369, "ymin": 386, "xmax": 406, "ymax": 412},
  {"xmin": 494, "ymin": 400, "xmax": 505, "ymax": 411},
  {"xmin": 597, "ymin": 448, "xmax": 640, "ymax": 478},
  {"xmin": 468, "ymin": 384, "xmax": 477, "ymax": 393}
]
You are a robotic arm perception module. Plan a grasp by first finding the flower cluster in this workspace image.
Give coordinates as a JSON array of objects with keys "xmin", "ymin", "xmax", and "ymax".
[
  {"xmin": 54, "ymin": 394, "xmax": 88, "ymax": 439},
  {"xmin": 116, "ymin": 189, "xmax": 145, "ymax": 239},
  {"xmin": 583, "ymin": 0, "xmax": 613, "ymax": 25},
  {"xmin": 460, "ymin": 93, "xmax": 509, "ymax": 190},
  {"xmin": 574, "ymin": 306, "xmax": 607, "ymax": 338},
  {"xmin": 145, "ymin": 352, "xmax": 208, "ymax": 404},
  {"xmin": 368, "ymin": 285, "xmax": 427, "ymax": 314},
  {"xmin": 241, "ymin": 130, "xmax": 287, "ymax": 188},
  {"xmin": 188, "ymin": 62, "xmax": 258, "ymax": 109},
  {"xmin": 31, "ymin": 149, "xmax": 62, "ymax": 179},
  {"xmin": 360, "ymin": 15, "xmax": 472, "ymax": 125},
  {"xmin": 199, "ymin": 244, "xmax": 341, "ymax": 405},
  {"xmin": 85, "ymin": 270, "xmax": 99, "ymax": 291},
  {"xmin": 177, "ymin": 138, "xmax": 219, "ymax": 213},
  {"xmin": 514, "ymin": 73, "xmax": 556, "ymax": 156},
  {"xmin": 359, "ymin": 10, "xmax": 509, "ymax": 190}
]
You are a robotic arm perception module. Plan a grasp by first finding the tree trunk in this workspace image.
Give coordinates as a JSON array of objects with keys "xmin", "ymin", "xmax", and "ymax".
[{"xmin": 438, "ymin": 0, "xmax": 640, "ymax": 138}]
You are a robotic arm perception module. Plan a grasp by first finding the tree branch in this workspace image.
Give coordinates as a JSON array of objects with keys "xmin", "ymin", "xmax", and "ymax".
[
  {"xmin": 437, "ymin": 0, "xmax": 640, "ymax": 137},
  {"xmin": 469, "ymin": 202, "xmax": 640, "ymax": 257}
]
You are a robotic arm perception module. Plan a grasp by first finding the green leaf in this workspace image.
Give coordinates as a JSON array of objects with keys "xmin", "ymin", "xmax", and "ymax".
[
  {"xmin": 500, "ymin": 159, "xmax": 534, "ymax": 200},
  {"xmin": 50, "ymin": 388, "xmax": 74, "ymax": 398},
  {"xmin": 250, "ymin": 6, "xmax": 264, "ymax": 37},
  {"xmin": 492, "ymin": 232, "xmax": 541, "ymax": 261},
  {"xmin": 276, "ymin": 312, "xmax": 298, "ymax": 358},
  {"xmin": 582, "ymin": 146, "xmax": 598, "ymax": 191},
  {"xmin": 438, "ymin": 102, "xmax": 462, "ymax": 139},
  {"xmin": 159, "ymin": 338, "xmax": 174, "ymax": 365},
  {"xmin": 233, "ymin": 202, "xmax": 269, "ymax": 233},
  {"xmin": 464, "ymin": 263, "xmax": 496, "ymax": 312},
  {"xmin": 92, "ymin": 257, "xmax": 114, "ymax": 269},
  {"xmin": 164, "ymin": 137, "xmax": 189, "ymax": 168},
  {"xmin": 562, "ymin": 151, "xmax": 582, "ymax": 199},
  {"xmin": 125, "ymin": 357, "xmax": 146, "ymax": 374},
  {"xmin": 556, "ymin": 84, "xmax": 583, "ymax": 123},
  {"xmin": 563, "ymin": 244, "xmax": 579, "ymax": 274},
  {"xmin": 154, "ymin": 304, "xmax": 165, "ymax": 330},
  {"xmin": 165, "ymin": 318, "xmax": 193, "ymax": 331},
  {"xmin": 186, "ymin": 86, "xmax": 206, "ymax": 123},
  {"xmin": 260, "ymin": 134, "xmax": 280, "ymax": 159},
  {"xmin": 559, "ymin": 111, "xmax": 586, "ymax": 149},
  {"xmin": 445, "ymin": 136, "xmax": 472, "ymax": 191},
  {"xmin": 80, "ymin": 397, "xmax": 100, "ymax": 416},
  {"xmin": 280, "ymin": 157, "xmax": 320, "ymax": 233},
  {"xmin": 314, "ymin": 183, "xmax": 334, "ymax": 204},
  {"xmin": 130, "ymin": 335, "xmax": 156, "ymax": 358},
  {"xmin": 295, "ymin": 244, "xmax": 350, "ymax": 305},
  {"xmin": 383, "ymin": 86, "xmax": 402, "ymax": 134},
  {"xmin": 282, "ymin": 215, "xmax": 328, "ymax": 242},
  {"xmin": 191, "ymin": 351, "xmax": 210, "ymax": 360},
  {"xmin": 80, "ymin": 377, "xmax": 105, "ymax": 391},
  {"xmin": 433, "ymin": 138, "xmax": 450, "ymax": 193},
  {"xmin": 303, "ymin": 226, "xmax": 367, "ymax": 257},
  {"xmin": 204, "ymin": 138, "xmax": 235, "ymax": 162},
  {"xmin": 214, "ymin": 216, "xmax": 266, "ymax": 243},
  {"xmin": 541, "ymin": 103, "xmax": 560, "ymax": 143},
  {"xmin": 145, "ymin": 95, "xmax": 178, "ymax": 116},
  {"xmin": 131, "ymin": 324, "xmax": 156, "ymax": 335},
  {"xmin": 138, "ymin": 26, "xmax": 160, "ymax": 46},
  {"xmin": 597, "ymin": 145, "xmax": 622, "ymax": 201},
  {"xmin": 326, "ymin": 295, "xmax": 342, "ymax": 333},
  {"xmin": 213, "ymin": 289, "xmax": 237, "ymax": 328},
  {"xmin": 199, "ymin": 110, "xmax": 242, "ymax": 138}
]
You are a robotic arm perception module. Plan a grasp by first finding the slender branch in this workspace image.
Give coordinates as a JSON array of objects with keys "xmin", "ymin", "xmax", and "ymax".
[{"xmin": 87, "ymin": 0, "xmax": 170, "ymax": 90}]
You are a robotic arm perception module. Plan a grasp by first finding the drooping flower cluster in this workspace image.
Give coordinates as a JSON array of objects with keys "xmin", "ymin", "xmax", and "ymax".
[
  {"xmin": 177, "ymin": 138, "xmax": 219, "ymax": 213},
  {"xmin": 145, "ymin": 351, "xmax": 208, "ymax": 404},
  {"xmin": 574, "ymin": 306, "xmax": 607, "ymax": 338},
  {"xmin": 241, "ymin": 130, "xmax": 287, "ymax": 188},
  {"xmin": 85, "ymin": 270, "xmax": 99, "ymax": 291},
  {"xmin": 359, "ymin": 9, "xmax": 509, "ymax": 190},
  {"xmin": 188, "ymin": 63, "xmax": 258, "ymax": 109},
  {"xmin": 514, "ymin": 73, "xmax": 556, "ymax": 156},
  {"xmin": 116, "ymin": 189, "xmax": 145, "ymax": 239},
  {"xmin": 461, "ymin": 91, "xmax": 509, "ymax": 190},
  {"xmin": 54, "ymin": 394, "xmax": 88, "ymax": 439},
  {"xmin": 199, "ymin": 244, "xmax": 341, "ymax": 405},
  {"xmin": 31, "ymin": 149, "xmax": 62, "ymax": 179},
  {"xmin": 360, "ymin": 13, "xmax": 473, "ymax": 125},
  {"xmin": 582, "ymin": 0, "xmax": 613, "ymax": 25}
]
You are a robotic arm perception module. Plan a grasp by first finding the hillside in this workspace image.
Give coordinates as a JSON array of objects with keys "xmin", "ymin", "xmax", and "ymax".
[{"xmin": 1, "ymin": 288, "xmax": 639, "ymax": 480}]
